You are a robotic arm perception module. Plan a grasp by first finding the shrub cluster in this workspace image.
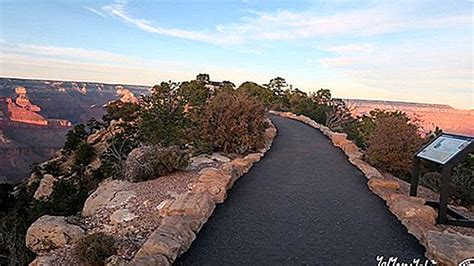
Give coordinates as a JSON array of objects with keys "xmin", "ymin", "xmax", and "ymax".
[
  {"xmin": 0, "ymin": 117, "xmax": 108, "ymax": 265},
  {"xmin": 73, "ymin": 233, "xmax": 116, "ymax": 266},
  {"xmin": 450, "ymin": 155, "xmax": 474, "ymax": 204},
  {"xmin": 365, "ymin": 115, "xmax": 424, "ymax": 176},
  {"xmin": 136, "ymin": 80, "xmax": 268, "ymax": 155},
  {"xmin": 124, "ymin": 145, "xmax": 189, "ymax": 182},
  {"xmin": 192, "ymin": 91, "xmax": 267, "ymax": 154},
  {"xmin": 139, "ymin": 81, "xmax": 189, "ymax": 147},
  {"xmin": 253, "ymin": 76, "xmax": 471, "ymax": 205}
]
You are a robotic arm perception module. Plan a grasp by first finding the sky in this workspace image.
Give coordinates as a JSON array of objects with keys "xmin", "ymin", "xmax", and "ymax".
[{"xmin": 0, "ymin": 0, "xmax": 472, "ymax": 109}]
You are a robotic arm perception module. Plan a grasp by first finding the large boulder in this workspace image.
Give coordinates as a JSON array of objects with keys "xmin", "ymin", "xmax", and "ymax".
[
  {"xmin": 187, "ymin": 153, "xmax": 231, "ymax": 171},
  {"xmin": 26, "ymin": 215, "xmax": 85, "ymax": 254},
  {"xmin": 134, "ymin": 216, "xmax": 196, "ymax": 263},
  {"xmin": 425, "ymin": 230, "xmax": 474, "ymax": 266},
  {"xmin": 124, "ymin": 146, "xmax": 188, "ymax": 182},
  {"xmin": 159, "ymin": 192, "xmax": 215, "ymax": 221},
  {"xmin": 264, "ymin": 126, "xmax": 277, "ymax": 142},
  {"xmin": 190, "ymin": 167, "xmax": 233, "ymax": 203},
  {"xmin": 368, "ymin": 178, "xmax": 400, "ymax": 191},
  {"xmin": 340, "ymin": 143, "xmax": 363, "ymax": 160},
  {"xmin": 349, "ymin": 158, "xmax": 383, "ymax": 179},
  {"xmin": 188, "ymin": 155, "xmax": 216, "ymax": 170},
  {"xmin": 389, "ymin": 199, "xmax": 438, "ymax": 243},
  {"xmin": 33, "ymin": 174, "xmax": 56, "ymax": 201},
  {"xmin": 82, "ymin": 179, "xmax": 129, "ymax": 216},
  {"xmin": 243, "ymin": 153, "xmax": 263, "ymax": 164},
  {"xmin": 389, "ymin": 200, "xmax": 437, "ymax": 224},
  {"xmin": 329, "ymin": 132, "xmax": 349, "ymax": 147},
  {"xmin": 221, "ymin": 158, "xmax": 252, "ymax": 182}
]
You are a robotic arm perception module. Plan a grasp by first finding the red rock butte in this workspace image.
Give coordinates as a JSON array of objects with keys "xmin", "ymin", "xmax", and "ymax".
[{"xmin": 2, "ymin": 87, "xmax": 71, "ymax": 127}]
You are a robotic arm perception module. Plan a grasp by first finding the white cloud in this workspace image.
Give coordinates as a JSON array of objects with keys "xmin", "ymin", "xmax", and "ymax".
[
  {"xmin": 83, "ymin": 6, "xmax": 106, "ymax": 18},
  {"xmin": 102, "ymin": 1, "xmax": 242, "ymax": 45},
  {"xmin": 101, "ymin": 1, "xmax": 470, "ymax": 46},
  {"xmin": 1, "ymin": 43, "xmax": 185, "ymax": 69},
  {"xmin": 0, "ymin": 42, "xmax": 273, "ymax": 87},
  {"xmin": 312, "ymin": 36, "xmax": 473, "ymax": 109}
]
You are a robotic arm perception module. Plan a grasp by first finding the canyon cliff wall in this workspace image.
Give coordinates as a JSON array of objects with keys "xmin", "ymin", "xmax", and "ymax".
[
  {"xmin": 347, "ymin": 99, "xmax": 474, "ymax": 136},
  {"xmin": 0, "ymin": 78, "xmax": 149, "ymax": 184}
]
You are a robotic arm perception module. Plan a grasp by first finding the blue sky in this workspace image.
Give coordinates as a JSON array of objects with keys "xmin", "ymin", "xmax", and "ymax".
[{"xmin": 0, "ymin": 0, "xmax": 472, "ymax": 109}]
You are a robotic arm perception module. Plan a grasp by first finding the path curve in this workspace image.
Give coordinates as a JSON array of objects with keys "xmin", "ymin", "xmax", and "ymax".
[{"xmin": 177, "ymin": 115, "xmax": 425, "ymax": 265}]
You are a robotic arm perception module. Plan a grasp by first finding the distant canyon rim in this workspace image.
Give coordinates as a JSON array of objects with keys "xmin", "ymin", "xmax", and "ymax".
[{"xmin": 0, "ymin": 77, "xmax": 472, "ymax": 184}]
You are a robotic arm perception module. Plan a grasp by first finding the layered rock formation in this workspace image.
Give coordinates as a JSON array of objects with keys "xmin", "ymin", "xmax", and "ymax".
[
  {"xmin": 6, "ymin": 87, "xmax": 49, "ymax": 125},
  {"xmin": 0, "ymin": 88, "xmax": 72, "ymax": 183},
  {"xmin": 0, "ymin": 78, "xmax": 149, "ymax": 184},
  {"xmin": 347, "ymin": 99, "xmax": 474, "ymax": 136}
]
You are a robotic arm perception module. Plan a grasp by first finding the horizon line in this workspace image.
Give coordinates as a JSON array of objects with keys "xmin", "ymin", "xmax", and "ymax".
[{"xmin": 1, "ymin": 75, "xmax": 471, "ymax": 111}]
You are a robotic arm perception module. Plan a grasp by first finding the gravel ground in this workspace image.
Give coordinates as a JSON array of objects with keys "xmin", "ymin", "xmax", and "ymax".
[
  {"xmin": 43, "ymin": 170, "xmax": 200, "ymax": 264},
  {"xmin": 88, "ymin": 171, "xmax": 200, "ymax": 260}
]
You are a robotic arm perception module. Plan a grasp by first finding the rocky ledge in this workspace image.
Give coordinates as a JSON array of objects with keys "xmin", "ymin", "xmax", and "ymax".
[
  {"xmin": 26, "ymin": 120, "xmax": 277, "ymax": 265},
  {"xmin": 271, "ymin": 111, "xmax": 474, "ymax": 266}
]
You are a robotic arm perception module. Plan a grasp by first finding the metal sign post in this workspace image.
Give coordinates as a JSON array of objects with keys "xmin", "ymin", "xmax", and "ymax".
[{"xmin": 409, "ymin": 133, "xmax": 473, "ymax": 228}]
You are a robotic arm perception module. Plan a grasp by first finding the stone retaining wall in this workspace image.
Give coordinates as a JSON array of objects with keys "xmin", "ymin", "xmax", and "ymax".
[
  {"xmin": 26, "ymin": 121, "xmax": 277, "ymax": 266},
  {"xmin": 127, "ymin": 121, "xmax": 277, "ymax": 265},
  {"xmin": 270, "ymin": 111, "xmax": 474, "ymax": 266}
]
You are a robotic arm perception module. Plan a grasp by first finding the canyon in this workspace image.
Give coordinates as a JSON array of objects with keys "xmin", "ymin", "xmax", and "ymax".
[
  {"xmin": 0, "ymin": 77, "xmax": 471, "ymax": 184},
  {"xmin": 347, "ymin": 99, "xmax": 474, "ymax": 136},
  {"xmin": 0, "ymin": 78, "xmax": 148, "ymax": 184}
]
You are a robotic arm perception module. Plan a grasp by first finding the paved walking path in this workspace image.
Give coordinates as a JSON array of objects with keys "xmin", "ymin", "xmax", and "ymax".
[{"xmin": 176, "ymin": 116, "xmax": 425, "ymax": 265}]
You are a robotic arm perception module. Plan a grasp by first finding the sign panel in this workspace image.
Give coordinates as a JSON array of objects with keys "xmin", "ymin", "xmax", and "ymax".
[{"xmin": 417, "ymin": 134, "xmax": 472, "ymax": 165}]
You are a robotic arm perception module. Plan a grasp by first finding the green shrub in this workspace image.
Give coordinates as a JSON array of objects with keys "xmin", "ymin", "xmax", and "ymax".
[
  {"xmin": 192, "ymin": 91, "xmax": 267, "ymax": 154},
  {"xmin": 237, "ymin": 81, "xmax": 275, "ymax": 108},
  {"xmin": 290, "ymin": 93, "xmax": 328, "ymax": 124},
  {"xmin": 149, "ymin": 146, "xmax": 189, "ymax": 177},
  {"xmin": 365, "ymin": 115, "xmax": 424, "ymax": 177},
  {"xmin": 103, "ymin": 100, "xmax": 140, "ymax": 123},
  {"xmin": 347, "ymin": 109, "xmax": 410, "ymax": 149},
  {"xmin": 42, "ymin": 160, "xmax": 61, "ymax": 176},
  {"xmin": 63, "ymin": 125, "xmax": 88, "ymax": 153},
  {"xmin": 34, "ymin": 177, "xmax": 96, "ymax": 216},
  {"xmin": 450, "ymin": 155, "xmax": 474, "ymax": 204},
  {"xmin": 178, "ymin": 80, "xmax": 211, "ymax": 107},
  {"xmin": 124, "ymin": 145, "xmax": 189, "ymax": 182},
  {"xmin": 101, "ymin": 131, "xmax": 140, "ymax": 180},
  {"xmin": 0, "ymin": 184, "xmax": 14, "ymax": 212},
  {"xmin": 73, "ymin": 233, "xmax": 116, "ymax": 266},
  {"xmin": 0, "ymin": 210, "xmax": 35, "ymax": 266},
  {"xmin": 265, "ymin": 77, "xmax": 291, "ymax": 110},
  {"xmin": 74, "ymin": 142, "xmax": 95, "ymax": 167},
  {"xmin": 139, "ymin": 81, "xmax": 189, "ymax": 146}
]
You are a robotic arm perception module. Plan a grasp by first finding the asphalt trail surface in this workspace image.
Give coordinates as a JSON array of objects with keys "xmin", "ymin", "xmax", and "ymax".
[{"xmin": 176, "ymin": 115, "xmax": 425, "ymax": 265}]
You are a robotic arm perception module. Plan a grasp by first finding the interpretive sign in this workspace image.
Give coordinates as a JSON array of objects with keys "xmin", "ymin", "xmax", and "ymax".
[
  {"xmin": 416, "ymin": 134, "xmax": 472, "ymax": 165},
  {"xmin": 410, "ymin": 133, "xmax": 474, "ymax": 228}
]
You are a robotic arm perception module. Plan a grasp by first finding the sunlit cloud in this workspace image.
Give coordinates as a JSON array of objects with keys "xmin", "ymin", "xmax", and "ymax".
[
  {"xmin": 0, "ymin": 42, "xmax": 273, "ymax": 87},
  {"xmin": 102, "ymin": 1, "xmax": 470, "ymax": 46},
  {"xmin": 102, "ymin": 1, "xmax": 242, "ymax": 45}
]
